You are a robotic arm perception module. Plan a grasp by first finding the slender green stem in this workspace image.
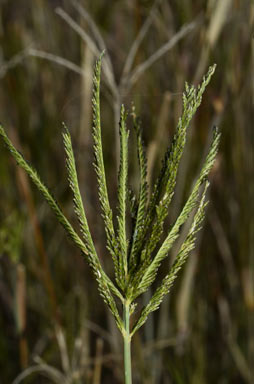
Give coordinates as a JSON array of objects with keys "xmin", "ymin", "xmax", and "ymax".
[{"xmin": 123, "ymin": 300, "xmax": 132, "ymax": 384}]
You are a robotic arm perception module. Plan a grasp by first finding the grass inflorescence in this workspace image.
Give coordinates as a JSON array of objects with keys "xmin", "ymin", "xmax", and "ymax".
[{"xmin": 0, "ymin": 52, "xmax": 220, "ymax": 383}]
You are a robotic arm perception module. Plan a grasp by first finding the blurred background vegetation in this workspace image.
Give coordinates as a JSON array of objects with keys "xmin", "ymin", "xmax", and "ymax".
[{"xmin": 0, "ymin": 0, "xmax": 253, "ymax": 383}]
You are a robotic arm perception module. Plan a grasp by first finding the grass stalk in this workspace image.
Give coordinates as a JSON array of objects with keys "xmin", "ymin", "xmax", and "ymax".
[{"xmin": 123, "ymin": 300, "xmax": 132, "ymax": 384}]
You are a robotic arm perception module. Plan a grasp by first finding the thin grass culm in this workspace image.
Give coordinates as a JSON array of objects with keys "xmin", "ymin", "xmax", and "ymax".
[{"xmin": 0, "ymin": 52, "xmax": 220, "ymax": 383}]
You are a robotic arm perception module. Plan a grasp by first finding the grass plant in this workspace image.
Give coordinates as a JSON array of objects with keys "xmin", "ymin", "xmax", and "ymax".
[{"xmin": 0, "ymin": 52, "xmax": 220, "ymax": 383}]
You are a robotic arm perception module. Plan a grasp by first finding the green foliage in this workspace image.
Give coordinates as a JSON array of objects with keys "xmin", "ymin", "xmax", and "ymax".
[{"xmin": 0, "ymin": 53, "xmax": 220, "ymax": 341}]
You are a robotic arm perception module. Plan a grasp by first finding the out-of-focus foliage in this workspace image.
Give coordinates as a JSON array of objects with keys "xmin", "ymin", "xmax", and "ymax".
[{"xmin": 0, "ymin": 0, "xmax": 253, "ymax": 383}]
